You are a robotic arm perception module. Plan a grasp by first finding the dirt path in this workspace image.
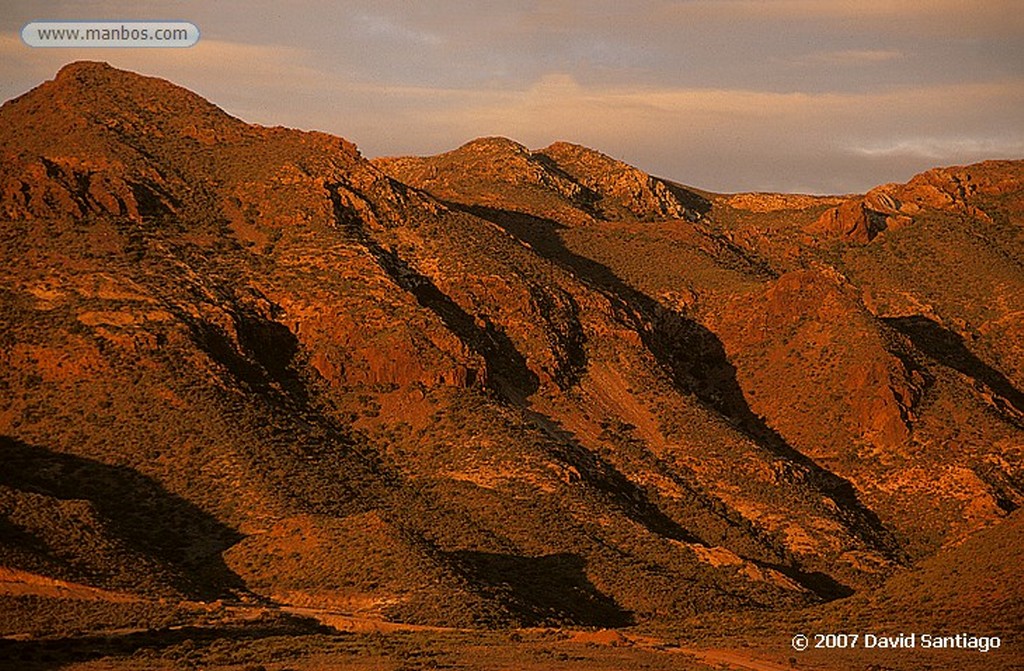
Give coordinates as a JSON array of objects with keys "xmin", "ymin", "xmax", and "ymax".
[
  {"xmin": 675, "ymin": 646, "xmax": 796, "ymax": 671},
  {"xmin": 277, "ymin": 604, "xmax": 464, "ymax": 633},
  {"xmin": 563, "ymin": 629, "xmax": 805, "ymax": 671},
  {"xmin": 0, "ymin": 567, "xmax": 139, "ymax": 602}
]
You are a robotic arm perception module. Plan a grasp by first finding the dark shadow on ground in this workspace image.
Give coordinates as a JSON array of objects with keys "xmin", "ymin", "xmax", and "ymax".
[
  {"xmin": 659, "ymin": 179, "xmax": 713, "ymax": 218},
  {"xmin": 450, "ymin": 550, "xmax": 633, "ymax": 628},
  {"xmin": 0, "ymin": 614, "xmax": 332, "ymax": 671},
  {"xmin": 752, "ymin": 560, "xmax": 854, "ymax": 600},
  {"xmin": 327, "ymin": 183, "xmax": 540, "ymax": 399},
  {"xmin": 884, "ymin": 315, "xmax": 1024, "ymax": 415},
  {"xmin": 0, "ymin": 436, "xmax": 244, "ymax": 600},
  {"xmin": 522, "ymin": 408, "xmax": 701, "ymax": 544},
  {"xmin": 183, "ymin": 304, "xmax": 309, "ymax": 407}
]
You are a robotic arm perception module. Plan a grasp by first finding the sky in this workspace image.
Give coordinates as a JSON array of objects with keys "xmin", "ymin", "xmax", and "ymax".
[{"xmin": 2, "ymin": 1, "xmax": 1023, "ymax": 194}]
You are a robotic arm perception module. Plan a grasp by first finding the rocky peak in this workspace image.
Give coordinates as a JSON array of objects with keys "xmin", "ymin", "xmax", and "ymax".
[
  {"xmin": 376, "ymin": 137, "xmax": 698, "ymax": 224},
  {"xmin": 442, "ymin": 136, "xmax": 586, "ymax": 201},
  {"xmin": 0, "ymin": 62, "xmax": 368, "ymax": 227},
  {"xmin": 538, "ymin": 141, "xmax": 692, "ymax": 221},
  {"xmin": 53, "ymin": 59, "xmax": 123, "ymax": 83},
  {"xmin": 805, "ymin": 161, "xmax": 1022, "ymax": 243},
  {"xmin": 7, "ymin": 60, "xmax": 237, "ymax": 135},
  {"xmin": 454, "ymin": 136, "xmax": 532, "ymax": 155}
]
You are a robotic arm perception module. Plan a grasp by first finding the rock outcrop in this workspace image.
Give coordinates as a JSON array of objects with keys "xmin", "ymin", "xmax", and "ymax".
[{"xmin": 808, "ymin": 161, "xmax": 1023, "ymax": 243}]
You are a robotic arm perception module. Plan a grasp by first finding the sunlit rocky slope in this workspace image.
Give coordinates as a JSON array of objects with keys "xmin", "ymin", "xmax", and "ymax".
[{"xmin": 1, "ymin": 62, "xmax": 1021, "ymax": 637}]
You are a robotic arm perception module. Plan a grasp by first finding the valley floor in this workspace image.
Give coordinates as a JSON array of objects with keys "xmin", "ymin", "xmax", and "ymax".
[{"xmin": 3, "ymin": 599, "xmax": 1018, "ymax": 671}]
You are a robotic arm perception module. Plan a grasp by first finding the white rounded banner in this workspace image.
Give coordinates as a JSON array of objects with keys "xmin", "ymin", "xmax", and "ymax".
[{"xmin": 22, "ymin": 21, "xmax": 200, "ymax": 48}]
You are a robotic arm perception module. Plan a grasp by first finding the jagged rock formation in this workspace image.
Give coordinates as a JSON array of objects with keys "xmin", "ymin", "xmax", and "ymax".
[{"xmin": 807, "ymin": 161, "xmax": 1024, "ymax": 242}]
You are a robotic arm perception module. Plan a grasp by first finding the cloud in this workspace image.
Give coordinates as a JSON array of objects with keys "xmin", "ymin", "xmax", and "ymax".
[
  {"xmin": 352, "ymin": 13, "xmax": 443, "ymax": 45},
  {"xmin": 795, "ymin": 49, "xmax": 905, "ymax": 65},
  {"xmin": 658, "ymin": 0, "xmax": 1024, "ymax": 35},
  {"xmin": 846, "ymin": 137, "xmax": 1024, "ymax": 161},
  {"xmin": 3, "ymin": 36, "xmax": 1019, "ymax": 193}
]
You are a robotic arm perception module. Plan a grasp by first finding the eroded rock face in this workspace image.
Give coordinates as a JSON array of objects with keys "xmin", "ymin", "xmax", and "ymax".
[
  {"xmin": 537, "ymin": 141, "xmax": 692, "ymax": 221},
  {"xmin": 3, "ymin": 159, "xmax": 145, "ymax": 222},
  {"xmin": 715, "ymin": 268, "xmax": 921, "ymax": 457},
  {"xmin": 807, "ymin": 161, "xmax": 1023, "ymax": 243},
  {"xmin": 809, "ymin": 198, "xmax": 893, "ymax": 243},
  {"xmin": 374, "ymin": 136, "xmax": 592, "ymax": 222}
]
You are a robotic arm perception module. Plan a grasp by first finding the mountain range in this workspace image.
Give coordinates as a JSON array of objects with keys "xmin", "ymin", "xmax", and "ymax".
[{"xmin": 1, "ymin": 61, "xmax": 1022, "ymax": 670}]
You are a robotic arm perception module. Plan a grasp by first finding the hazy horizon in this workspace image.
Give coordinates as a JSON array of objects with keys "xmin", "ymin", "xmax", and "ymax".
[{"xmin": 2, "ymin": 0, "xmax": 1022, "ymax": 194}]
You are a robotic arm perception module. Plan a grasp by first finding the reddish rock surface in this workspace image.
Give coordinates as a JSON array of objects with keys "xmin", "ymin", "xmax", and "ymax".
[{"xmin": 807, "ymin": 160, "xmax": 1023, "ymax": 243}]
